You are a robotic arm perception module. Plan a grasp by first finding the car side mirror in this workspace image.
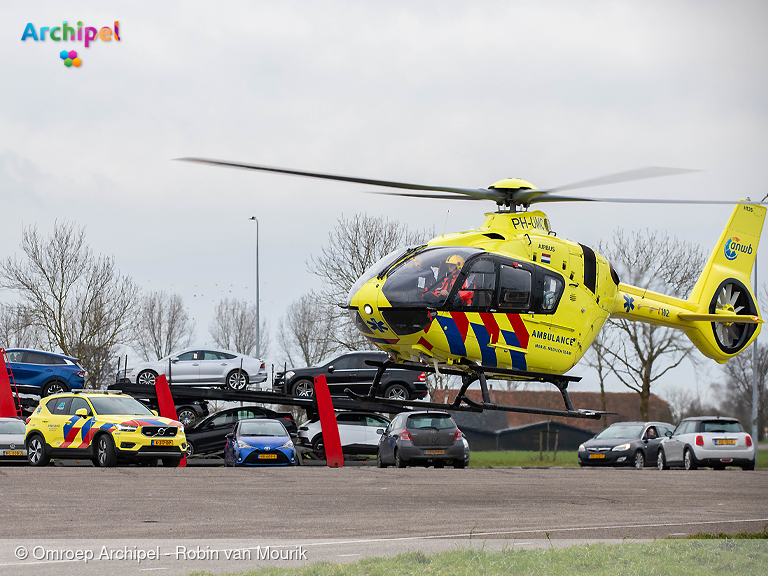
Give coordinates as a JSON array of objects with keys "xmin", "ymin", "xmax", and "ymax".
[
  {"xmin": 643, "ymin": 438, "xmax": 648, "ymax": 443},
  {"xmin": 171, "ymin": 357, "xmax": 179, "ymax": 363},
  {"xmin": 376, "ymin": 428, "xmax": 384, "ymax": 435},
  {"xmin": 75, "ymin": 408, "xmax": 88, "ymax": 418},
  {"xmin": 665, "ymin": 431, "xmax": 673, "ymax": 438},
  {"xmin": 226, "ymin": 433, "xmax": 234, "ymax": 439},
  {"xmin": 151, "ymin": 410, "xmax": 159, "ymax": 416},
  {"xmin": 327, "ymin": 365, "xmax": 335, "ymax": 373}
]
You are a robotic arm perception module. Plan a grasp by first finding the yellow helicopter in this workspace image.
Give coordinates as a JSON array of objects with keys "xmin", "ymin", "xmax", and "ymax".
[{"xmin": 178, "ymin": 158, "xmax": 766, "ymax": 420}]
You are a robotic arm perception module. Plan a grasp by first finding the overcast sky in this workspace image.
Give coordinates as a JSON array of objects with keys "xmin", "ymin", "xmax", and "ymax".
[{"xmin": 3, "ymin": 1, "xmax": 768, "ymax": 399}]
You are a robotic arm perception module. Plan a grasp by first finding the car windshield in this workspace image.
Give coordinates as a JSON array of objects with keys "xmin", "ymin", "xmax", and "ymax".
[
  {"xmin": 595, "ymin": 425, "xmax": 644, "ymax": 440},
  {"xmin": 407, "ymin": 414, "xmax": 455, "ymax": 430},
  {"xmin": 382, "ymin": 247, "xmax": 484, "ymax": 307},
  {"xmin": 239, "ymin": 421, "xmax": 287, "ymax": 437},
  {"xmin": 89, "ymin": 396, "xmax": 154, "ymax": 416},
  {"xmin": 0, "ymin": 420, "xmax": 25, "ymax": 434},
  {"xmin": 702, "ymin": 421, "xmax": 743, "ymax": 433}
]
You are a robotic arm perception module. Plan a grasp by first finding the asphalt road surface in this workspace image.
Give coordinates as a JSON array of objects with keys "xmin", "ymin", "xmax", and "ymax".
[{"xmin": 0, "ymin": 465, "xmax": 765, "ymax": 575}]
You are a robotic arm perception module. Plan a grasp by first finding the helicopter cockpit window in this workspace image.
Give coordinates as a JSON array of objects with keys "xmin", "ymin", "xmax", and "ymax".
[
  {"xmin": 381, "ymin": 247, "xmax": 483, "ymax": 308},
  {"xmin": 541, "ymin": 274, "xmax": 564, "ymax": 312},
  {"xmin": 498, "ymin": 265, "xmax": 532, "ymax": 310},
  {"xmin": 345, "ymin": 246, "xmax": 421, "ymax": 307},
  {"xmin": 452, "ymin": 258, "xmax": 496, "ymax": 309}
]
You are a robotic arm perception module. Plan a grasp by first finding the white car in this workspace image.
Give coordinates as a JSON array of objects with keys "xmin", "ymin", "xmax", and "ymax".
[
  {"xmin": 298, "ymin": 411, "xmax": 390, "ymax": 456},
  {"xmin": 125, "ymin": 348, "xmax": 268, "ymax": 391},
  {"xmin": 0, "ymin": 417, "xmax": 27, "ymax": 463},
  {"xmin": 658, "ymin": 416, "xmax": 756, "ymax": 471}
]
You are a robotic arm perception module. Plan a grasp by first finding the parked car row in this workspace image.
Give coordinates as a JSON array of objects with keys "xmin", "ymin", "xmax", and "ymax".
[
  {"xmin": 298, "ymin": 409, "xmax": 469, "ymax": 468},
  {"xmin": 579, "ymin": 417, "xmax": 756, "ymax": 471}
]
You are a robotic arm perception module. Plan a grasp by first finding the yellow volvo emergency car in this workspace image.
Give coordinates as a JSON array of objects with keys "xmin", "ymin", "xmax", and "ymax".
[{"xmin": 25, "ymin": 392, "xmax": 187, "ymax": 467}]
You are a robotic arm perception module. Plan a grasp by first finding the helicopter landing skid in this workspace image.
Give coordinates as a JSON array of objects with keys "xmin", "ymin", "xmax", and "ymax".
[{"xmin": 344, "ymin": 360, "xmax": 613, "ymax": 420}]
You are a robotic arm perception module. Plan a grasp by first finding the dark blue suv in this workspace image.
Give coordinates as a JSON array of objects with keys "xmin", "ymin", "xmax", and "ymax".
[{"xmin": 5, "ymin": 349, "xmax": 86, "ymax": 396}]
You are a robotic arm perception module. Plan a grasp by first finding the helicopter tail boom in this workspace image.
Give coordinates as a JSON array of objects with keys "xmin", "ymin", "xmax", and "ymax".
[{"xmin": 612, "ymin": 203, "xmax": 765, "ymax": 363}]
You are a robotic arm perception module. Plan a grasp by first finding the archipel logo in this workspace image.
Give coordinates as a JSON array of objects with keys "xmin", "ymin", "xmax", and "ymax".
[
  {"xmin": 21, "ymin": 21, "xmax": 121, "ymax": 68},
  {"xmin": 724, "ymin": 236, "xmax": 752, "ymax": 261}
]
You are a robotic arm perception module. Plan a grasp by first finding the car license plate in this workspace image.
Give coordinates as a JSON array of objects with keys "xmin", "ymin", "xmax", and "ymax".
[
  {"xmin": 3, "ymin": 451, "xmax": 22, "ymax": 456},
  {"xmin": 589, "ymin": 454, "xmax": 606, "ymax": 459},
  {"xmin": 424, "ymin": 449, "xmax": 445, "ymax": 455},
  {"xmin": 258, "ymin": 454, "xmax": 277, "ymax": 459},
  {"xmin": 714, "ymin": 439, "xmax": 736, "ymax": 445},
  {"xmin": 151, "ymin": 440, "xmax": 173, "ymax": 446}
]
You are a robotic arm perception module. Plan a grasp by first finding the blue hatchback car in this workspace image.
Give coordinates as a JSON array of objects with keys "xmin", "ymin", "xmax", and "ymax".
[
  {"xmin": 5, "ymin": 349, "xmax": 86, "ymax": 397},
  {"xmin": 224, "ymin": 419, "xmax": 297, "ymax": 466}
]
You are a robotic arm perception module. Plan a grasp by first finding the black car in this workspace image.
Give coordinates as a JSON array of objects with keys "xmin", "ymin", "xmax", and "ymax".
[
  {"xmin": 184, "ymin": 406, "xmax": 298, "ymax": 458},
  {"xmin": 578, "ymin": 421, "xmax": 675, "ymax": 469},
  {"xmin": 377, "ymin": 410, "xmax": 467, "ymax": 468},
  {"xmin": 274, "ymin": 351, "xmax": 428, "ymax": 400}
]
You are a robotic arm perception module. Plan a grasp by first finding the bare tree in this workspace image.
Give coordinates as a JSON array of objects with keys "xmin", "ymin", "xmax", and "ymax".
[
  {"xmin": 134, "ymin": 291, "xmax": 196, "ymax": 361},
  {"xmin": 0, "ymin": 222, "xmax": 139, "ymax": 387},
  {"xmin": 277, "ymin": 292, "xmax": 335, "ymax": 367},
  {"xmin": 662, "ymin": 386, "xmax": 721, "ymax": 424},
  {"xmin": 594, "ymin": 229, "xmax": 707, "ymax": 420},
  {"xmin": 716, "ymin": 342, "xmax": 768, "ymax": 439},
  {"xmin": 0, "ymin": 302, "xmax": 40, "ymax": 349},
  {"xmin": 307, "ymin": 213, "xmax": 434, "ymax": 350},
  {"xmin": 208, "ymin": 298, "xmax": 268, "ymax": 357}
]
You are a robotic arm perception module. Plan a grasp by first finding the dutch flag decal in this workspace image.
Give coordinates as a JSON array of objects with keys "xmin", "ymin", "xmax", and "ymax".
[{"xmin": 541, "ymin": 253, "xmax": 551, "ymax": 264}]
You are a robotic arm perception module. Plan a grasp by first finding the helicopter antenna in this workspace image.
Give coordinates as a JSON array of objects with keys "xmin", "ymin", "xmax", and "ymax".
[{"xmin": 442, "ymin": 209, "xmax": 450, "ymax": 238}]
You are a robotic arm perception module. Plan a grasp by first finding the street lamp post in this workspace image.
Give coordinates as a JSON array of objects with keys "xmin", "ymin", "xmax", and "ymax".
[{"xmin": 249, "ymin": 216, "xmax": 260, "ymax": 359}]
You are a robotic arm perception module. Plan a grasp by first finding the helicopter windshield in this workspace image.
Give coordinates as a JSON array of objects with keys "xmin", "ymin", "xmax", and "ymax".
[
  {"xmin": 382, "ymin": 247, "xmax": 484, "ymax": 308},
  {"xmin": 345, "ymin": 246, "xmax": 423, "ymax": 306}
]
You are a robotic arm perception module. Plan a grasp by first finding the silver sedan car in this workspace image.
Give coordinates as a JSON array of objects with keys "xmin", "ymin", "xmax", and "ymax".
[
  {"xmin": 0, "ymin": 417, "xmax": 27, "ymax": 463},
  {"xmin": 126, "ymin": 349, "xmax": 268, "ymax": 391}
]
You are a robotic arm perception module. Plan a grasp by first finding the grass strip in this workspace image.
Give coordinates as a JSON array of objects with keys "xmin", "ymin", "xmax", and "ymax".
[{"xmin": 186, "ymin": 540, "xmax": 768, "ymax": 576}]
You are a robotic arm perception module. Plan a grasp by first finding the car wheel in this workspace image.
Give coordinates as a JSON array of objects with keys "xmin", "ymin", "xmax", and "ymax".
[
  {"xmin": 312, "ymin": 436, "xmax": 325, "ymax": 459},
  {"xmin": 162, "ymin": 457, "xmax": 181, "ymax": 467},
  {"xmin": 176, "ymin": 408, "xmax": 198, "ymax": 427},
  {"xmin": 395, "ymin": 450, "xmax": 407, "ymax": 468},
  {"xmin": 42, "ymin": 380, "xmax": 68, "ymax": 397},
  {"xmin": 226, "ymin": 370, "xmax": 248, "ymax": 390},
  {"xmin": 292, "ymin": 379, "xmax": 315, "ymax": 398},
  {"xmin": 742, "ymin": 462, "xmax": 755, "ymax": 471},
  {"xmin": 137, "ymin": 370, "xmax": 158, "ymax": 386},
  {"xmin": 634, "ymin": 451, "xmax": 645, "ymax": 470},
  {"xmin": 657, "ymin": 449, "xmax": 668, "ymax": 471},
  {"xmin": 186, "ymin": 442, "xmax": 194, "ymax": 458},
  {"xmin": 26, "ymin": 435, "xmax": 50, "ymax": 467},
  {"xmin": 96, "ymin": 434, "xmax": 118, "ymax": 467},
  {"xmin": 684, "ymin": 448, "xmax": 697, "ymax": 471},
  {"xmin": 384, "ymin": 384, "xmax": 410, "ymax": 401},
  {"xmin": 377, "ymin": 450, "xmax": 387, "ymax": 468}
]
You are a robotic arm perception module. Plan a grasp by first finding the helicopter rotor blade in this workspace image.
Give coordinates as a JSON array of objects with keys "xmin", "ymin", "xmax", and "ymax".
[
  {"xmin": 528, "ymin": 195, "xmax": 768, "ymax": 205},
  {"xmin": 545, "ymin": 166, "xmax": 701, "ymax": 193},
  {"xmin": 366, "ymin": 191, "xmax": 486, "ymax": 201},
  {"xmin": 176, "ymin": 157, "xmax": 499, "ymax": 201}
]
